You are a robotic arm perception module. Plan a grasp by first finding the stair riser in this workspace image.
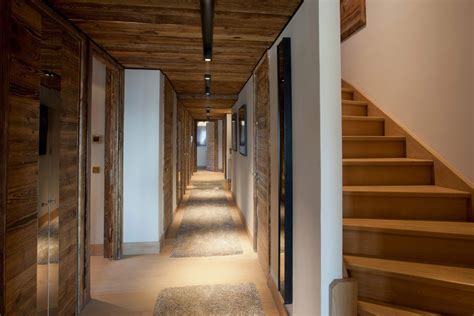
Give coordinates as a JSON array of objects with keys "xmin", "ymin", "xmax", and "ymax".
[
  {"xmin": 343, "ymin": 120, "xmax": 384, "ymax": 136},
  {"xmin": 351, "ymin": 270, "xmax": 474, "ymax": 314},
  {"xmin": 343, "ymin": 195, "xmax": 469, "ymax": 221},
  {"xmin": 344, "ymin": 230, "xmax": 474, "ymax": 267},
  {"xmin": 343, "ymin": 165, "xmax": 434, "ymax": 186},
  {"xmin": 343, "ymin": 104, "xmax": 367, "ymax": 116},
  {"xmin": 342, "ymin": 90, "xmax": 354, "ymax": 100},
  {"xmin": 343, "ymin": 140, "xmax": 406, "ymax": 158}
]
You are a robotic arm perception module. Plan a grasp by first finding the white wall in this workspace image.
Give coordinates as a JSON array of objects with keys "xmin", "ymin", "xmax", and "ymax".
[
  {"xmin": 342, "ymin": 0, "xmax": 474, "ymax": 183},
  {"xmin": 90, "ymin": 57, "xmax": 106, "ymax": 245},
  {"xmin": 124, "ymin": 69, "xmax": 161, "ymax": 244},
  {"xmin": 232, "ymin": 0, "xmax": 342, "ymax": 314},
  {"xmin": 232, "ymin": 77, "xmax": 255, "ymax": 239}
]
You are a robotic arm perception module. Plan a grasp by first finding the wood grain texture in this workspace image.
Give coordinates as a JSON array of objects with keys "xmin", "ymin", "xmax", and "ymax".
[
  {"xmin": 340, "ymin": 0, "xmax": 366, "ymax": 41},
  {"xmin": 206, "ymin": 122, "xmax": 218, "ymax": 171},
  {"xmin": 0, "ymin": 0, "xmax": 10, "ymax": 312},
  {"xmin": 58, "ymin": 25, "xmax": 82, "ymax": 315},
  {"xmin": 163, "ymin": 77, "xmax": 174, "ymax": 231},
  {"xmin": 46, "ymin": 0, "xmax": 302, "ymax": 120},
  {"xmin": 4, "ymin": 0, "xmax": 41, "ymax": 313},
  {"xmin": 104, "ymin": 67, "xmax": 123, "ymax": 260},
  {"xmin": 253, "ymin": 53, "xmax": 271, "ymax": 275}
]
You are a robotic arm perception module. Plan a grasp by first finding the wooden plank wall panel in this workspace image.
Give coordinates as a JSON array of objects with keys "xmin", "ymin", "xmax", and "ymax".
[
  {"xmin": 253, "ymin": 53, "xmax": 271, "ymax": 275},
  {"xmin": 58, "ymin": 26, "xmax": 81, "ymax": 315},
  {"xmin": 163, "ymin": 77, "xmax": 174, "ymax": 230},
  {"xmin": 206, "ymin": 122, "xmax": 217, "ymax": 171},
  {"xmin": 104, "ymin": 68, "xmax": 123, "ymax": 259},
  {"xmin": 0, "ymin": 0, "xmax": 10, "ymax": 312},
  {"xmin": 5, "ymin": 0, "xmax": 41, "ymax": 313}
]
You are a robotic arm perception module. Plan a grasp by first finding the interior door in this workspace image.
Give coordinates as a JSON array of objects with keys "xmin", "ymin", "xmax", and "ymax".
[{"xmin": 253, "ymin": 52, "xmax": 271, "ymax": 275}]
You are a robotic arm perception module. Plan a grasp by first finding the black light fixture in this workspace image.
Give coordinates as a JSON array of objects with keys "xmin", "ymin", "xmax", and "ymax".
[
  {"xmin": 206, "ymin": 108, "xmax": 211, "ymax": 120},
  {"xmin": 204, "ymin": 74, "xmax": 211, "ymax": 96},
  {"xmin": 200, "ymin": 0, "xmax": 215, "ymax": 62}
]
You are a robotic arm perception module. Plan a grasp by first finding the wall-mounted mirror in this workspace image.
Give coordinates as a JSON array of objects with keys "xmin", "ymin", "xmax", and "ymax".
[
  {"xmin": 238, "ymin": 105, "xmax": 247, "ymax": 156},
  {"xmin": 37, "ymin": 15, "xmax": 62, "ymax": 316},
  {"xmin": 277, "ymin": 37, "xmax": 293, "ymax": 304},
  {"xmin": 232, "ymin": 113, "xmax": 237, "ymax": 151},
  {"xmin": 38, "ymin": 85, "xmax": 60, "ymax": 316}
]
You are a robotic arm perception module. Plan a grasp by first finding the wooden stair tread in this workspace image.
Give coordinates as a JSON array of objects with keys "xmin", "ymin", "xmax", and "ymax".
[
  {"xmin": 345, "ymin": 256, "xmax": 474, "ymax": 290},
  {"xmin": 342, "ymin": 115, "xmax": 384, "ymax": 121},
  {"xmin": 358, "ymin": 299, "xmax": 441, "ymax": 316},
  {"xmin": 343, "ymin": 185, "xmax": 470, "ymax": 197},
  {"xmin": 342, "ymin": 87, "xmax": 354, "ymax": 93},
  {"xmin": 342, "ymin": 100, "xmax": 367, "ymax": 105},
  {"xmin": 343, "ymin": 158, "xmax": 433, "ymax": 166},
  {"xmin": 344, "ymin": 219, "xmax": 474, "ymax": 240},
  {"xmin": 343, "ymin": 136, "xmax": 405, "ymax": 141}
]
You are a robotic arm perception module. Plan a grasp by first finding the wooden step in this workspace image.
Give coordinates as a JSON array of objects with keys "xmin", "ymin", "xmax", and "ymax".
[
  {"xmin": 342, "ymin": 116, "xmax": 385, "ymax": 136},
  {"xmin": 343, "ymin": 158, "xmax": 433, "ymax": 186},
  {"xmin": 342, "ymin": 88, "xmax": 355, "ymax": 100},
  {"xmin": 343, "ymin": 136, "xmax": 406, "ymax": 158},
  {"xmin": 345, "ymin": 256, "xmax": 474, "ymax": 314},
  {"xmin": 358, "ymin": 299, "xmax": 441, "ymax": 316},
  {"xmin": 343, "ymin": 185, "xmax": 471, "ymax": 221},
  {"xmin": 342, "ymin": 100, "xmax": 367, "ymax": 116},
  {"xmin": 344, "ymin": 219, "xmax": 474, "ymax": 267}
]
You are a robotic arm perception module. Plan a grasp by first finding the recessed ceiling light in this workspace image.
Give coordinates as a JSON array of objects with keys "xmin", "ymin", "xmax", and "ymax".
[{"xmin": 201, "ymin": 0, "xmax": 215, "ymax": 62}]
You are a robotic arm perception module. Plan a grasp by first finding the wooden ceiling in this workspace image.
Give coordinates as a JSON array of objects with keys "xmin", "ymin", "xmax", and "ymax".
[{"xmin": 47, "ymin": 0, "xmax": 301, "ymax": 119}]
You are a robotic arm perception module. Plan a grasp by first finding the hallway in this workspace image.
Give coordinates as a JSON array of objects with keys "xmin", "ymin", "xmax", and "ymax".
[{"xmin": 82, "ymin": 172, "xmax": 279, "ymax": 315}]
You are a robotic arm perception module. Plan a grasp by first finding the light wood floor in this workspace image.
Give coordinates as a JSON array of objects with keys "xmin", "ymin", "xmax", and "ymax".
[{"xmin": 81, "ymin": 171, "xmax": 279, "ymax": 315}]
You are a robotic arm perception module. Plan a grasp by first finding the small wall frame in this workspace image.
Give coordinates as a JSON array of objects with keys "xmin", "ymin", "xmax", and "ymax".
[{"xmin": 238, "ymin": 105, "xmax": 247, "ymax": 156}]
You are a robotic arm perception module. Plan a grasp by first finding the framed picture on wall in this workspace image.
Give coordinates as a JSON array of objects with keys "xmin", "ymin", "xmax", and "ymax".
[
  {"xmin": 238, "ymin": 104, "xmax": 247, "ymax": 156},
  {"xmin": 232, "ymin": 113, "xmax": 237, "ymax": 151}
]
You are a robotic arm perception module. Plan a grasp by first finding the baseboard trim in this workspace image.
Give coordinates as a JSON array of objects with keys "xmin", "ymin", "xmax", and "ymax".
[
  {"xmin": 123, "ymin": 242, "xmax": 160, "ymax": 256},
  {"xmin": 267, "ymin": 274, "xmax": 288, "ymax": 316},
  {"xmin": 231, "ymin": 193, "xmax": 254, "ymax": 245},
  {"xmin": 90, "ymin": 244, "xmax": 104, "ymax": 256}
]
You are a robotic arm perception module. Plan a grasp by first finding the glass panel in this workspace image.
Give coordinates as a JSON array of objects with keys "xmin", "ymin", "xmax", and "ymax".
[
  {"xmin": 38, "ymin": 84, "xmax": 60, "ymax": 316},
  {"xmin": 277, "ymin": 37, "xmax": 293, "ymax": 304}
]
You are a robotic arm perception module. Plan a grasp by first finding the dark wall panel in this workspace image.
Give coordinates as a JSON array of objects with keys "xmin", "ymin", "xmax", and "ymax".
[{"xmin": 5, "ymin": 0, "xmax": 41, "ymax": 313}]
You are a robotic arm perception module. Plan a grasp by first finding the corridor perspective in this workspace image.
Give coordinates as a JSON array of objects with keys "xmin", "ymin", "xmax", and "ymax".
[
  {"xmin": 83, "ymin": 171, "xmax": 277, "ymax": 315},
  {"xmin": 2, "ymin": 0, "xmax": 474, "ymax": 315}
]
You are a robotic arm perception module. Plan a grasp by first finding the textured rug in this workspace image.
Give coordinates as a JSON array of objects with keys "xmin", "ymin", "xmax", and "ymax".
[
  {"xmin": 172, "ymin": 180, "xmax": 243, "ymax": 257},
  {"xmin": 153, "ymin": 283, "xmax": 265, "ymax": 316}
]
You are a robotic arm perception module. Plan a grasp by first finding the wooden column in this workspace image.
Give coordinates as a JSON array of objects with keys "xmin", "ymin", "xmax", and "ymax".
[{"xmin": 163, "ymin": 78, "xmax": 174, "ymax": 231}]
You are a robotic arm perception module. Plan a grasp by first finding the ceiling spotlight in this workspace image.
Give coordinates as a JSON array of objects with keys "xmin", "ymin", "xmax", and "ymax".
[
  {"xmin": 200, "ymin": 0, "xmax": 215, "ymax": 62},
  {"xmin": 204, "ymin": 74, "xmax": 211, "ymax": 96}
]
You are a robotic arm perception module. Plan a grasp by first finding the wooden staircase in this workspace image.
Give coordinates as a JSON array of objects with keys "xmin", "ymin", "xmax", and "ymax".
[{"xmin": 341, "ymin": 84, "xmax": 474, "ymax": 315}]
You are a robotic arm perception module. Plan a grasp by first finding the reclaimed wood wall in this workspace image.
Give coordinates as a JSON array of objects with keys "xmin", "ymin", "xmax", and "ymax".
[
  {"xmin": 3, "ymin": 0, "xmax": 42, "ymax": 313},
  {"xmin": 206, "ymin": 121, "xmax": 218, "ymax": 171},
  {"xmin": 163, "ymin": 77, "xmax": 174, "ymax": 230},
  {"xmin": 0, "ymin": 0, "xmax": 8, "ymax": 311},
  {"xmin": 58, "ymin": 24, "xmax": 82, "ymax": 315},
  {"xmin": 254, "ymin": 53, "xmax": 271, "ymax": 275},
  {"xmin": 0, "ymin": 0, "xmax": 122, "ymax": 313},
  {"xmin": 176, "ymin": 105, "xmax": 194, "ymax": 201},
  {"xmin": 104, "ymin": 66, "xmax": 123, "ymax": 260}
]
